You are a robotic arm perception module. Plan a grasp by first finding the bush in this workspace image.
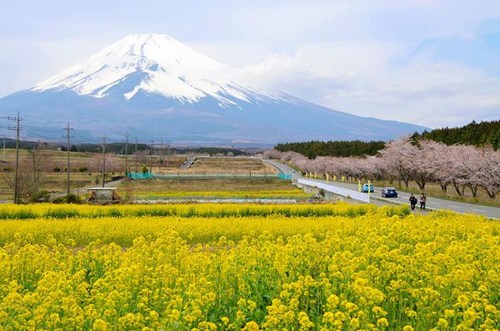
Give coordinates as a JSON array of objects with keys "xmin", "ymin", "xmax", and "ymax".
[
  {"xmin": 79, "ymin": 167, "xmax": 88, "ymax": 172},
  {"xmin": 30, "ymin": 190, "xmax": 51, "ymax": 203},
  {"xmin": 52, "ymin": 193, "xmax": 82, "ymax": 204},
  {"xmin": 53, "ymin": 167, "xmax": 61, "ymax": 172}
]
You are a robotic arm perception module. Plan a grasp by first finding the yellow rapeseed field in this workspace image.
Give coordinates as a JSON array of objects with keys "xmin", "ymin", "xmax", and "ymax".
[{"xmin": 0, "ymin": 203, "xmax": 498, "ymax": 330}]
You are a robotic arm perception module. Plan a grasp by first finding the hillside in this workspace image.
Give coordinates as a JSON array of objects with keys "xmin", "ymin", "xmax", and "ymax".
[{"xmin": 0, "ymin": 33, "xmax": 427, "ymax": 145}]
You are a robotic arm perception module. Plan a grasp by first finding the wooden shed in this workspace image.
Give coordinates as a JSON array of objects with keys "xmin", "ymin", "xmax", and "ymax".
[{"xmin": 87, "ymin": 187, "xmax": 120, "ymax": 203}]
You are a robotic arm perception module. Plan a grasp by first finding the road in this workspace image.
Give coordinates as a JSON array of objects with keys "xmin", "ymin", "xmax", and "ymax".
[
  {"xmin": 263, "ymin": 159, "xmax": 302, "ymax": 179},
  {"xmin": 265, "ymin": 159, "xmax": 500, "ymax": 219}
]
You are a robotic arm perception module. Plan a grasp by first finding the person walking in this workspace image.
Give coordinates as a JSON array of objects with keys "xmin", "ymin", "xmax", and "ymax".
[
  {"xmin": 420, "ymin": 193, "xmax": 427, "ymax": 210},
  {"xmin": 409, "ymin": 193, "xmax": 417, "ymax": 210}
]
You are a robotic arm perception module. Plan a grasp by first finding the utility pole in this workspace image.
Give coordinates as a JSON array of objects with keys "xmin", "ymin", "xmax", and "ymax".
[
  {"xmin": 7, "ymin": 113, "xmax": 22, "ymax": 204},
  {"xmin": 124, "ymin": 133, "xmax": 129, "ymax": 177},
  {"xmin": 149, "ymin": 140, "xmax": 154, "ymax": 174},
  {"xmin": 166, "ymin": 143, "xmax": 170, "ymax": 168},
  {"xmin": 101, "ymin": 136, "xmax": 106, "ymax": 187},
  {"xmin": 64, "ymin": 123, "xmax": 73, "ymax": 196},
  {"xmin": 159, "ymin": 140, "xmax": 164, "ymax": 169},
  {"xmin": 134, "ymin": 138, "xmax": 138, "ymax": 174},
  {"xmin": 0, "ymin": 117, "xmax": 9, "ymax": 164},
  {"xmin": 15, "ymin": 114, "xmax": 21, "ymax": 203}
]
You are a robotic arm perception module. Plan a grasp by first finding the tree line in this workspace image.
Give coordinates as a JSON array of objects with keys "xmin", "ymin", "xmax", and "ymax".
[
  {"xmin": 274, "ymin": 120, "xmax": 500, "ymax": 159},
  {"xmin": 265, "ymin": 137, "xmax": 500, "ymax": 199},
  {"xmin": 412, "ymin": 120, "xmax": 500, "ymax": 150},
  {"xmin": 72, "ymin": 144, "xmax": 247, "ymax": 156},
  {"xmin": 275, "ymin": 140, "xmax": 386, "ymax": 158},
  {"xmin": 1, "ymin": 138, "xmax": 247, "ymax": 156}
]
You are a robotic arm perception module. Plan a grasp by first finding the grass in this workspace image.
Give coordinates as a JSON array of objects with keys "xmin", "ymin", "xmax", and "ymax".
[
  {"xmin": 125, "ymin": 178, "xmax": 298, "ymax": 192},
  {"xmin": 119, "ymin": 178, "xmax": 308, "ymax": 200},
  {"xmin": 133, "ymin": 156, "xmax": 188, "ymax": 174},
  {"xmin": 185, "ymin": 157, "xmax": 277, "ymax": 174},
  {"xmin": 133, "ymin": 190, "xmax": 312, "ymax": 200}
]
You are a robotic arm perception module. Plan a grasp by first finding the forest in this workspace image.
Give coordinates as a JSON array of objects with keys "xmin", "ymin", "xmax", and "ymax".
[
  {"xmin": 412, "ymin": 120, "xmax": 499, "ymax": 150},
  {"xmin": 275, "ymin": 140, "xmax": 386, "ymax": 158}
]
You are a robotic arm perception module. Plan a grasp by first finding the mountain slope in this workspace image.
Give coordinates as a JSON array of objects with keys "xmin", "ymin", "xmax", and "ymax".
[{"xmin": 0, "ymin": 33, "xmax": 427, "ymax": 145}]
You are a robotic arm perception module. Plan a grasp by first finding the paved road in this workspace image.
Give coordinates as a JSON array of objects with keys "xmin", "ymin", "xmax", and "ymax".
[
  {"xmin": 265, "ymin": 159, "xmax": 500, "ymax": 219},
  {"xmin": 180, "ymin": 156, "xmax": 197, "ymax": 170},
  {"xmin": 263, "ymin": 159, "xmax": 301, "ymax": 179}
]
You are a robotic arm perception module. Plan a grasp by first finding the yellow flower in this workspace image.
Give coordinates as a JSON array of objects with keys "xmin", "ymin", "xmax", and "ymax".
[
  {"xmin": 93, "ymin": 318, "xmax": 109, "ymax": 331},
  {"xmin": 326, "ymin": 294, "xmax": 340, "ymax": 309},
  {"xmin": 244, "ymin": 321, "xmax": 260, "ymax": 331},
  {"xmin": 444, "ymin": 309, "xmax": 455, "ymax": 318},
  {"xmin": 323, "ymin": 312, "xmax": 334, "ymax": 324},
  {"xmin": 350, "ymin": 317, "xmax": 360, "ymax": 329},
  {"xmin": 437, "ymin": 318, "xmax": 448, "ymax": 328},
  {"xmin": 377, "ymin": 318, "xmax": 389, "ymax": 328}
]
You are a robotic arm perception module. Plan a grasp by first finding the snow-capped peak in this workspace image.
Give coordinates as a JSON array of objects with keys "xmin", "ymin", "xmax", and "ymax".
[{"xmin": 30, "ymin": 33, "xmax": 267, "ymax": 104}]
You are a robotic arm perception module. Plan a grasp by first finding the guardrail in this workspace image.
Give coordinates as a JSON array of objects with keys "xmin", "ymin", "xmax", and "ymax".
[{"xmin": 297, "ymin": 178, "xmax": 370, "ymax": 203}]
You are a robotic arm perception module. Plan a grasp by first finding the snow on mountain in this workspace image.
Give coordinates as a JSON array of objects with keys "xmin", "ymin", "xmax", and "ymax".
[
  {"xmin": 0, "ymin": 33, "xmax": 428, "ymax": 145},
  {"xmin": 30, "ymin": 33, "xmax": 278, "ymax": 107}
]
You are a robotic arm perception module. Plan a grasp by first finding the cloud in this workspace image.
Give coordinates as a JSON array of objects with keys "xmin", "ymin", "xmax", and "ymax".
[
  {"xmin": 230, "ymin": 42, "xmax": 500, "ymax": 128},
  {"xmin": 1, "ymin": 0, "xmax": 499, "ymax": 129}
]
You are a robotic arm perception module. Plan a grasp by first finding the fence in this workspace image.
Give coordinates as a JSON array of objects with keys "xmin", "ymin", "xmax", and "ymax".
[
  {"xmin": 128, "ymin": 172, "xmax": 153, "ymax": 180},
  {"xmin": 279, "ymin": 173, "xmax": 292, "ymax": 180}
]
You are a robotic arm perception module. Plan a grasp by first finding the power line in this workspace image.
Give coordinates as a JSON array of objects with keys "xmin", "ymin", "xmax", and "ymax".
[
  {"xmin": 150, "ymin": 140, "xmax": 154, "ymax": 174},
  {"xmin": 124, "ymin": 133, "xmax": 129, "ymax": 177},
  {"xmin": 100, "ymin": 136, "xmax": 107, "ymax": 187},
  {"xmin": 135, "ymin": 137, "xmax": 138, "ymax": 173},
  {"xmin": 2, "ymin": 134, "xmax": 5, "ymax": 163},
  {"xmin": 63, "ymin": 123, "xmax": 74, "ymax": 196}
]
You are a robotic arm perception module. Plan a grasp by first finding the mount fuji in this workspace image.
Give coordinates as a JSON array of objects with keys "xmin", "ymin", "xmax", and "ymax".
[{"xmin": 0, "ymin": 33, "xmax": 426, "ymax": 145}]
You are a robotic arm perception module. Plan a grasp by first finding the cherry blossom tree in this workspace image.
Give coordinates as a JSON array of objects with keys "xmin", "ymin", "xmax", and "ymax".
[
  {"xmin": 425, "ymin": 141, "xmax": 454, "ymax": 193},
  {"xmin": 264, "ymin": 140, "xmax": 499, "ymax": 200},
  {"xmin": 477, "ymin": 147, "xmax": 500, "ymax": 198},
  {"xmin": 377, "ymin": 138, "xmax": 415, "ymax": 188}
]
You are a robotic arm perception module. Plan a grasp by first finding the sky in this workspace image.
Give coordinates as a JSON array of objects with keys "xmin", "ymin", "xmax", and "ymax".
[{"xmin": 1, "ymin": 0, "xmax": 499, "ymax": 129}]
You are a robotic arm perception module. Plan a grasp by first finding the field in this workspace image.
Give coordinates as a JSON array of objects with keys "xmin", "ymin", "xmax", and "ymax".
[
  {"xmin": 137, "ymin": 156, "xmax": 190, "ymax": 174},
  {"xmin": 0, "ymin": 203, "xmax": 498, "ymax": 330},
  {"xmin": 0, "ymin": 149, "xmax": 100, "ymax": 201},
  {"xmin": 0, "ymin": 149, "xmax": 284, "ymax": 202},
  {"xmin": 122, "ymin": 178, "xmax": 312, "ymax": 201},
  {"xmin": 185, "ymin": 157, "xmax": 276, "ymax": 175}
]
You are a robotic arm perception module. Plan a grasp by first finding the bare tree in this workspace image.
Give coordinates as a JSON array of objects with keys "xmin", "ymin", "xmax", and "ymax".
[{"xmin": 2, "ymin": 142, "xmax": 47, "ymax": 202}]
